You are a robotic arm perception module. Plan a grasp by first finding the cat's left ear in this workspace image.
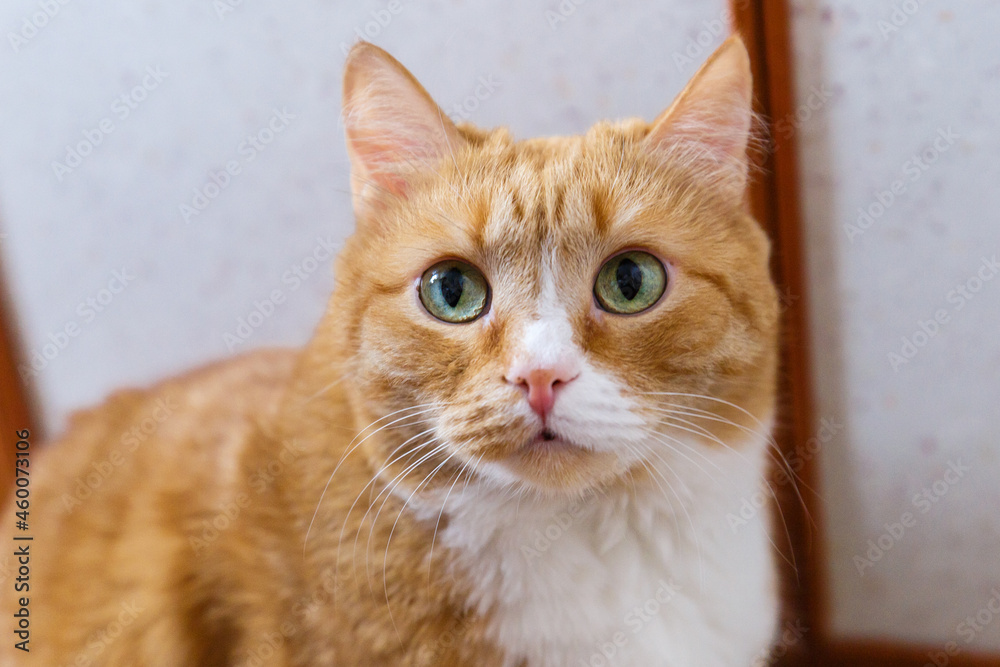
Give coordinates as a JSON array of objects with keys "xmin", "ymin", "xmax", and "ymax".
[
  {"xmin": 643, "ymin": 35, "xmax": 754, "ymax": 199},
  {"xmin": 342, "ymin": 42, "xmax": 466, "ymax": 219}
]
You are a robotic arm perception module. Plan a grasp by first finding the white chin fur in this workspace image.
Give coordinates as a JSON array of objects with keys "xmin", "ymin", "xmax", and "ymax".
[{"xmin": 434, "ymin": 428, "xmax": 779, "ymax": 667}]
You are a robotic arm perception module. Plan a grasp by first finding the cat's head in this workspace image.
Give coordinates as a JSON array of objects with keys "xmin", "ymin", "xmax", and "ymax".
[{"xmin": 327, "ymin": 39, "xmax": 778, "ymax": 496}]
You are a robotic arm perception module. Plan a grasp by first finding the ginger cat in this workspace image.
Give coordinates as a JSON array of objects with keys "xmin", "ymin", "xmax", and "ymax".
[{"xmin": 2, "ymin": 36, "xmax": 780, "ymax": 666}]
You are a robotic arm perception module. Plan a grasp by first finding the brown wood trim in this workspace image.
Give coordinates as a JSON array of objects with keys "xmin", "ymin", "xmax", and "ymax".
[
  {"xmin": 731, "ymin": 2, "xmax": 1000, "ymax": 666},
  {"xmin": 0, "ymin": 284, "xmax": 37, "ymax": 510},
  {"xmin": 817, "ymin": 640, "xmax": 1000, "ymax": 667},
  {"xmin": 730, "ymin": 0, "xmax": 825, "ymax": 650}
]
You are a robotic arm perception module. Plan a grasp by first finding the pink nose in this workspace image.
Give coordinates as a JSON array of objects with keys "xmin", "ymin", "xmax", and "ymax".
[{"xmin": 508, "ymin": 365, "xmax": 578, "ymax": 419}]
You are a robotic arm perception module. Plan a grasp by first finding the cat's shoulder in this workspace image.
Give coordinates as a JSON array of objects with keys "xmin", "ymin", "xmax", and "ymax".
[
  {"xmin": 35, "ymin": 347, "xmax": 300, "ymax": 504},
  {"xmin": 0, "ymin": 349, "xmax": 302, "ymax": 665}
]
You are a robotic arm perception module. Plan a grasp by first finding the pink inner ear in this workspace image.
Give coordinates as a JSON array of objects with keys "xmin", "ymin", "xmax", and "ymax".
[
  {"xmin": 666, "ymin": 101, "xmax": 750, "ymax": 162},
  {"xmin": 649, "ymin": 80, "xmax": 751, "ymax": 157},
  {"xmin": 353, "ymin": 119, "xmax": 461, "ymax": 200},
  {"xmin": 353, "ymin": 133, "xmax": 424, "ymax": 197},
  {"xmin": 342, "ymin": 44, "xmax": 466, "ymax": 206},
  {"xmin": 347, "ymin": 112, "xmax": 460, "ymax": 203},
  {"xmin": 643, "ymin": 39, "xmax": 753, "ymax": 193}
]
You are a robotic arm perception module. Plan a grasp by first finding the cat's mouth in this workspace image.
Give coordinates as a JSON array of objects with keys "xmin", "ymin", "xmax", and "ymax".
[
  {"xmin": 510, "ymin": 427, "xmax": 589, "ymax": 462},
  {"xmin": 496, "ymin": 427, "xmax": 618, "ymax": 492},
  {"xmin": 527, "ymin": 427, "xmax": 579, "ymax": 451}
]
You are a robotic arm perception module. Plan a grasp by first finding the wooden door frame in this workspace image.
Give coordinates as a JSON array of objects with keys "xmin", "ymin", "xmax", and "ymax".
[
  {"xmin": 0, "ymin": 288, "xmax": 35, "ymax": 508},
  {"xmin": 732, "ymin": 1, "xmax": 1000, "ymax": 665},
  {"xmin": 728, "ymin": 2, "xmax": 820, "ymax": 663}
]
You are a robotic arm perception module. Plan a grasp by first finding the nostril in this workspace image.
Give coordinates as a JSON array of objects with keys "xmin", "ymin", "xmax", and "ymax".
[
  {"xmin": 506, "ymin": 366, "xmax": 580, "ymax": 419},
  {"xmin": 507, "ymin": 370, "xmax": 579, "ymax": 392},
  {"xmin": 552, "ymin": 373, "xmax": 579, "ymax": 390}
]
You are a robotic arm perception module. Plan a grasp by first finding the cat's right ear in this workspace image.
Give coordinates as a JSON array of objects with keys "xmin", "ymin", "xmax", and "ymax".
[{"xmin": 342, "ymin": 42, "xmax": 465, "ymax": 221}]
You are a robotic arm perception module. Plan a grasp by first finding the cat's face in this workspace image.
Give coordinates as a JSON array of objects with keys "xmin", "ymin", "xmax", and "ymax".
[{"xmin": 331, "ymin": 40, "xmax": 778, "ymax": 495}]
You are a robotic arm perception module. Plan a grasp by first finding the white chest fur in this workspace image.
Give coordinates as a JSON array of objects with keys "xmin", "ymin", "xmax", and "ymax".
[{"xmin": 434, "ymin": 441, "xmax": 779, "ymax": 667}]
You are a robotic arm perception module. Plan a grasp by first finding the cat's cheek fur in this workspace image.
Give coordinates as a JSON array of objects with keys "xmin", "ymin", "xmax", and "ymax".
[{"xmin": 545, "ymin": 363, "xmax": 648, "ymax": 454}]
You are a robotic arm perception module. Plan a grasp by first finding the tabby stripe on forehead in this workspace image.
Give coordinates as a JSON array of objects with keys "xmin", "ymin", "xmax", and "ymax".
[
  {"xmin": 470, "ymin": 194, "xmax": 492, "ymax": 249},
  {"xmin": 590, "ymin": 188, "xmax": 611, "ymax": 234},
  {"xmin": 509, "ymin": 188, "xmax": 525, "ymax": 222},
  {"xmin": 526, "ymin": 190, "xmax": 549, "ymax": 252},
  {"xmin": 547, "ymin": 184, "xmax": 565, "ymax": 228}
]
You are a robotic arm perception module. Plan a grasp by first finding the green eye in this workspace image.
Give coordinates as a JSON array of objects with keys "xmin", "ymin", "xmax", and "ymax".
[
  {"xmin": 419, "ymin": 260, "xmax": 490, "ymax": 323},
  {"xmin": 594, "ymin": 251, "xmax": 667, "ymax": 314}
]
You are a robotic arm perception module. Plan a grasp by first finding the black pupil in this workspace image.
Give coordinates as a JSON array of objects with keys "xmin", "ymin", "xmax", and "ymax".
[
  {"xmin": 440, "ymin": 268, "xmax": 465, "ymax": 308},
  {"xmin": 616, "ymin": 258, "xmax": 642, "ymax": 300}
]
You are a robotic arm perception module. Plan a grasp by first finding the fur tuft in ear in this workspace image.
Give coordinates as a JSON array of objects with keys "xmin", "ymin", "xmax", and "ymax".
[
  {"xmin": 643, "ymin": 35, "xmax": 754, "ymax": 199},
  {"xmin": 342, "ymin": 42, "xmax": 465, "ymax": 219}
]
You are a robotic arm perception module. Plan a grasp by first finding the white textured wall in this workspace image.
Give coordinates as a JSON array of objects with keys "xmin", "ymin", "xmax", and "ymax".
[
  {"xmin": 0, "ymin": 0, "xmax": 727, "ymax": 435},
  {"xmin": 791, "ymin": 0, "xmax": 1000, "ymax": 652}
]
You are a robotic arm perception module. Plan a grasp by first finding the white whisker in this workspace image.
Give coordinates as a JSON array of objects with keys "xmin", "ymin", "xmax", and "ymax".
[{"xmin": 304, "ymin": 403, "xmax": 442, "ymax": 555}]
